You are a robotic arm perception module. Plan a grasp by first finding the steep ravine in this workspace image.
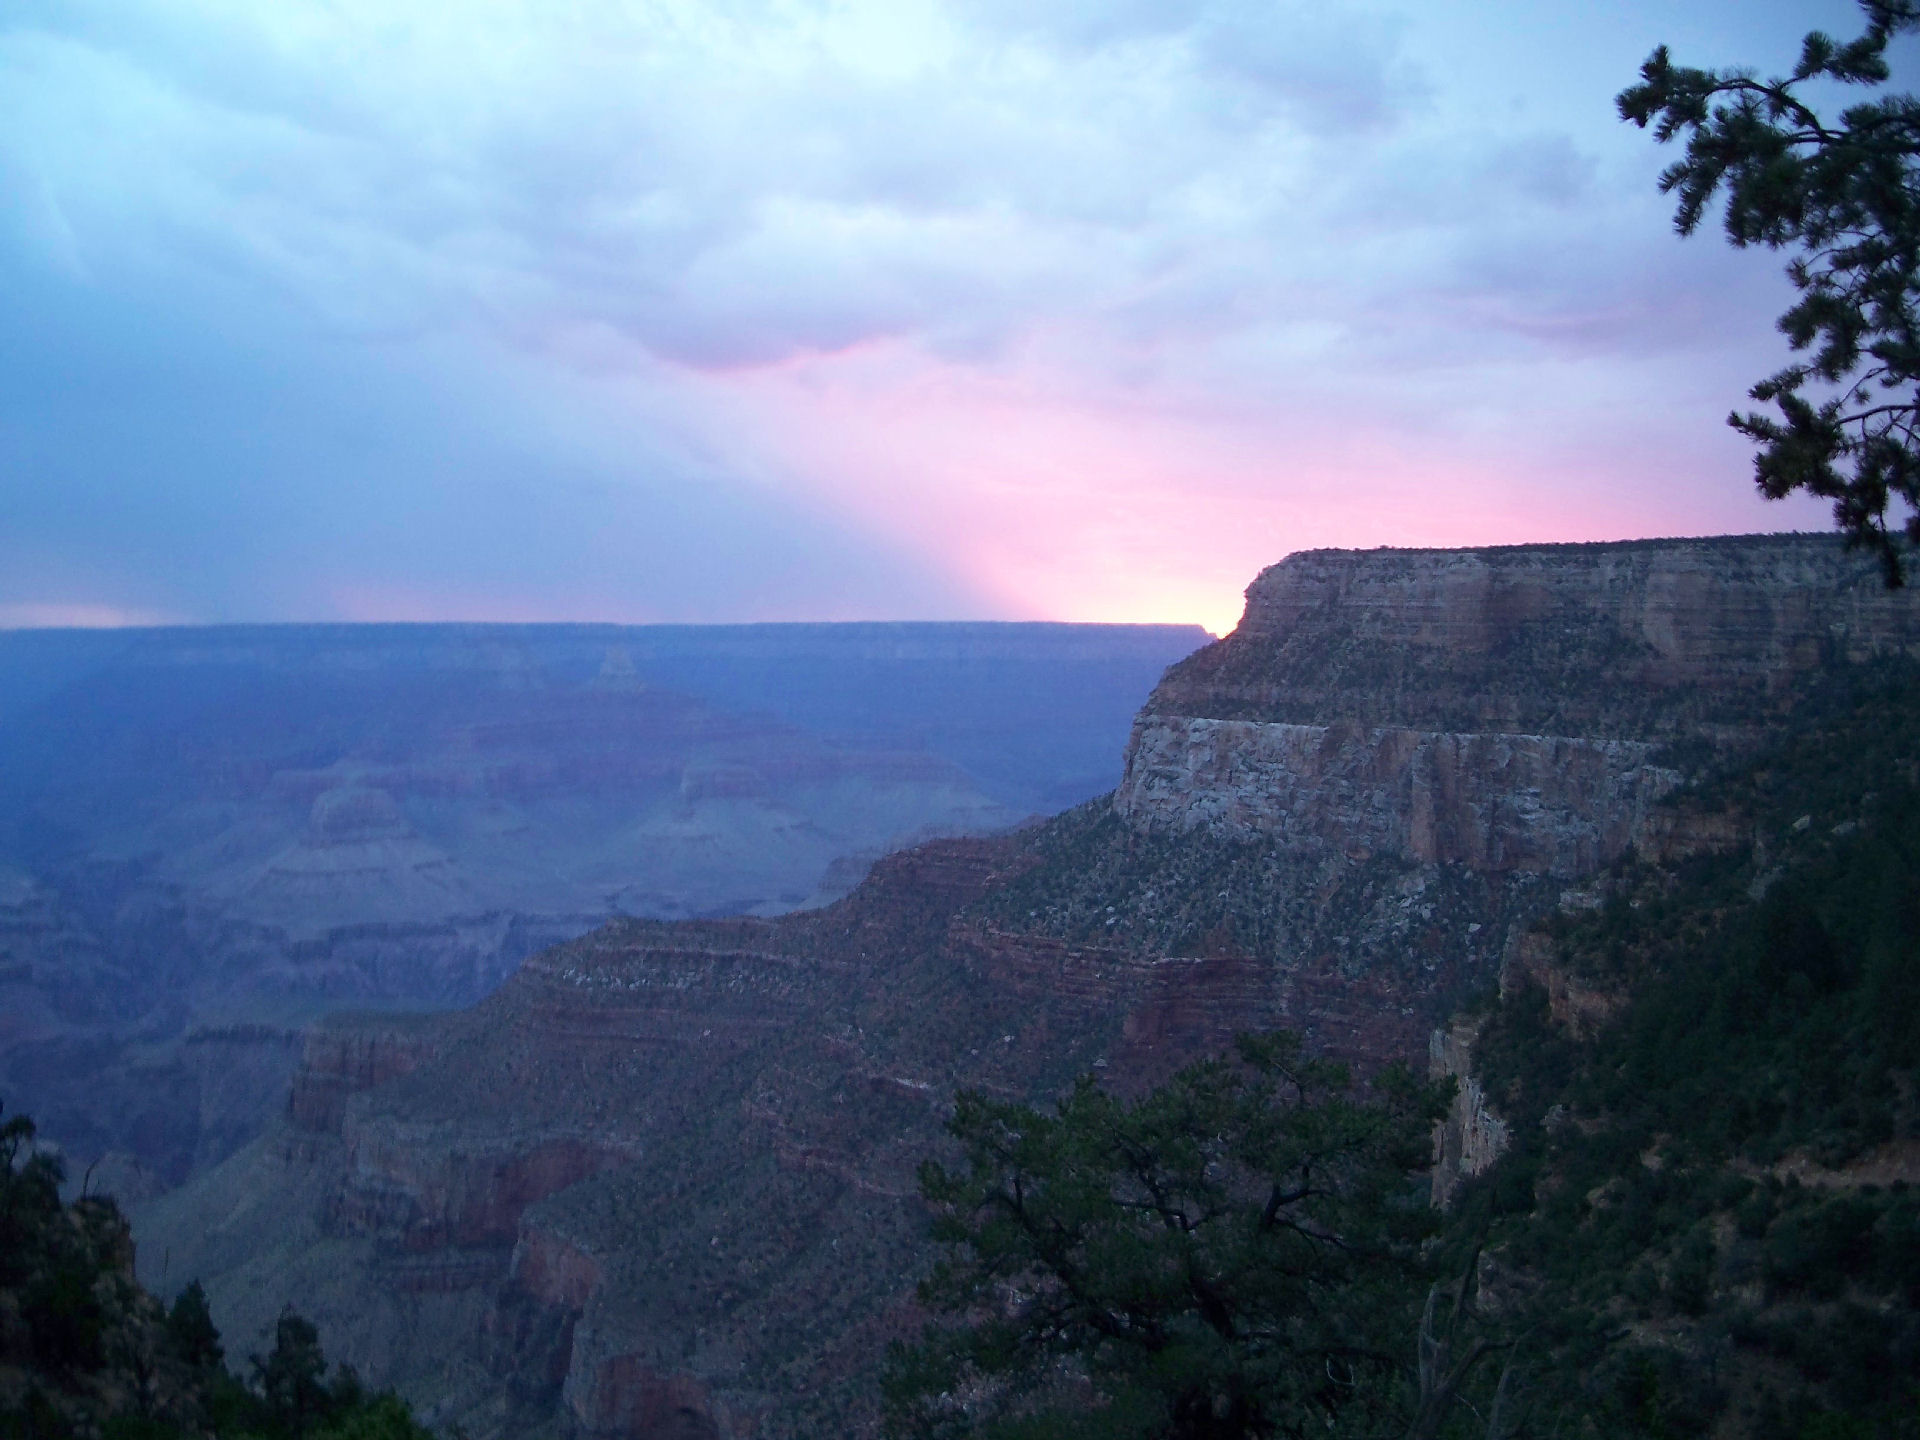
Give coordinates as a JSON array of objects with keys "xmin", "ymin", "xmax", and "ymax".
[{"xmin": 133, "ymin": 535, "xmax": 1920, "ymax": 1439}]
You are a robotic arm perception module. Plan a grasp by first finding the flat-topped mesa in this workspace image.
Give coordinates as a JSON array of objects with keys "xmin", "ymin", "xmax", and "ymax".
[{"xmin": 1118, "ymin": 535, "xmax": 1920, "ymax": 871}]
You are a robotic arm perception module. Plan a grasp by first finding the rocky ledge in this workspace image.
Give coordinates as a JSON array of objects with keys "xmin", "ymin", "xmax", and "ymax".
[{"xmin": 1117, "ymin": 535, "xmax": 1920, "ymax": 869}]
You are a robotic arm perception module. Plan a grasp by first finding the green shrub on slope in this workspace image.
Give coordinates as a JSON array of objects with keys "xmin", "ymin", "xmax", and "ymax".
[{"xmin": 1453, "ymin": 666, "xmax": 1920, "ymax": 1438}]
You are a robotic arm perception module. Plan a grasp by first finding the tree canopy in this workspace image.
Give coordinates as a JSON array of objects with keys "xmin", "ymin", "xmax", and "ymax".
[
  {"xmin": 884, "ymin": 1034, "xmax": 1457, "ymax": 1440},
  {"xmin": 1, "ymin": 1099, "xmax": 433, "ymax": 1440},
  {"xmin": 1618, "ymin": 0, "xmax": 1920, "ymax": 584}
]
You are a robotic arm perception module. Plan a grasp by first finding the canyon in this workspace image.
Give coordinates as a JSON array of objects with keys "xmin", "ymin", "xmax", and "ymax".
[
  {"xmin": 125, "ymin": 535, "xmax": 1920, "ymax": 1438},
  {"xmin": 0, "ymin": 622, "xmax": 1202, "ymax": 1187}
]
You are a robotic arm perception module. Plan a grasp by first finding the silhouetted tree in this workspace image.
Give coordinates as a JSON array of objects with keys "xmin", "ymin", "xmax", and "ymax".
[
  {"xmin": 1619, "ymin": 0, "xmax": 1920, "ymax": 583},
  {"xmin": 167, "ymin": 1281, "xmax": 225, "ymax": 1372},
  {"xmin": 0, "ymin": 1103, "xmax": 64, "ymax": 1286},
  {"xmin": 3, "ymin": 1098, "xmax": 434, "ymax": 1440},
  {"xmin": 252, "ymin": 1310, "xmax": 331, "ymax": 1439}
]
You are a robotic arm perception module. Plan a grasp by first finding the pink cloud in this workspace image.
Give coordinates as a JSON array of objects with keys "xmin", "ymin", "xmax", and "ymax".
[{"xmin": 658, "ymin": 340, "xmax": 1833, "ymax": 636}]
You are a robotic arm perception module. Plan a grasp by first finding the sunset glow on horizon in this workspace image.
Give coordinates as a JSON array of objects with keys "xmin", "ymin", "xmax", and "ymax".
[{"xmin": 0, "ymin": 0, "xmax": 1866, "ymax": 631}]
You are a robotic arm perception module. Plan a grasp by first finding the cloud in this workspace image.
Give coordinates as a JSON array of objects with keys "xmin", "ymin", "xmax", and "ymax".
[
  {"xmin": 2, "ymin": 0, "xmax": 1427, "ymax": 369},
  {"xmin": 0, "ymin": 230, "xmax": 990, "ymax": 624},
  {"xmin": 0, "ymin": 0, "xmax": 1875, "ymax": 628}
]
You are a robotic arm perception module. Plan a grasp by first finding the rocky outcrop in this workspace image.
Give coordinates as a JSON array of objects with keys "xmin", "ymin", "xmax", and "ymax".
[
  {"xmin": 1501, "ymin": 930, "xmax": 1628, "ymax": 1041},
  {"xmin": 511, "ymin": 1227, "xmax": 604, "ymax": 1314},
  {"xmin": 1117, "ymin": 535, "xmax": 1920, "ymax": 867},
  {"xmin": 1118, "ymin": 719, "xmax": 1678, "ymax": 873},
  {"xmin": 333, "ymin": 1126, "xmax": 627, "ymax": 1251},
  {"xmin": 1428, "ymin": 1017, "xmax": 1510, "ymax": 1210},
  {"xmin": 1424, "ymin": 933, "xmax": 1629, "ymax": 1211},
  {"xmin": 288, "ymin": 1016, "xmax": 442, "ymax": 1133},
  {"xmin": 131, "ymin": 536, "xmax": 1920, "ymax": 1439},
  {"xmin": 566, "ymin": 1354, "xmax": 739, "ymax": 1440}
]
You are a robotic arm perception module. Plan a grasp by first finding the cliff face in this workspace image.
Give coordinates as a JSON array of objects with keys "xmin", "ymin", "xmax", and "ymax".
[
  {"xmin": 1118, "ymin": 721, "xmax": 1677, "ymax": 874},
  {"xmin": 131, "ymin": 536, "xmax": 1920, "ymax": 1440},
  {"xmin": 286, "ymin": 1016, "xmax": 442, "ymax": 1134},
  {"xmin": 1427, "ymin": 1016, "xmax": 1510, "ymax": 1211},
  {"xmin": 1117, "ymin": 535, "xmax": 1920, "ymax": 871}
]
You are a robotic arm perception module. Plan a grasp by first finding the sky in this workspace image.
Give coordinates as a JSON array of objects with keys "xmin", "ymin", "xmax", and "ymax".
[{"xmin": 0, "ymin": 0, "xmax": 1885, "ymax": 635}]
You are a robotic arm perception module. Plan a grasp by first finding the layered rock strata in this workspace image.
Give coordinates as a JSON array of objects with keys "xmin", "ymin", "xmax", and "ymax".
[
  {"xmin": 1119, "ymin": 721, "xmax": 1678, "ymax": 873},
  {"xmin": 1118, "ymin": 535, "xmax": 1920, "ymax": 870}
]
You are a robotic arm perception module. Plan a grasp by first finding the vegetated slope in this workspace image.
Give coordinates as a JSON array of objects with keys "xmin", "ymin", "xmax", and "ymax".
[
  {"xmin": 134, "ymin": 797, "xmax": 1536, "ymax": 1440},
  {"xmin": 1447, "ymin": 662, "xmax": 1920, "ymax": 1437},
  {"xmin": 974, "ymin": 797, "xmax": 1546, "ymax": 1011}
]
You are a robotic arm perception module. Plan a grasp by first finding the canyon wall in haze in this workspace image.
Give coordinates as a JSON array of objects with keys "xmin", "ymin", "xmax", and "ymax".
[{"xmin": 0, "ymin": 621, "xmax": 1204, "ymax": 1183}]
